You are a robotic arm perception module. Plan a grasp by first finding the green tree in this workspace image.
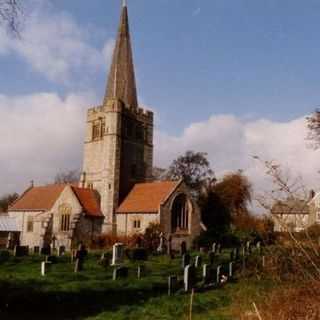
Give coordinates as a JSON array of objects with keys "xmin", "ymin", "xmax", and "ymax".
[{"xmin": 165, "ymin": 151, "xmax": 214, "ymax": 194}]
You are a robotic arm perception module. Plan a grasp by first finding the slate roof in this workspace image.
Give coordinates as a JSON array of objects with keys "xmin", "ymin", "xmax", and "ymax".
[
  {"xmin": 9, "ymin": 185, "xmax": 102, "ymax": 218},
  {"xmin": 116, "ymin": 181, "xmax": 180, "ymax": 213}
]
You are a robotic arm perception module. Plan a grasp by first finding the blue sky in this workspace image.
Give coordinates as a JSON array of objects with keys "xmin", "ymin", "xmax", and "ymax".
[
  {"xmin": 2, "ymin": 0, "xmax": 320, "ymax": 132},
  {"xmin": 1, "ymin": 0, "xmax": 320, "ymax": 204}
]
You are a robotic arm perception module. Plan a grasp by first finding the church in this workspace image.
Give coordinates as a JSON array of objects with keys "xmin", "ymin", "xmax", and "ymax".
[{"xmin": 8, "ymin": 3, "xmax": 202, "ymax": 251}]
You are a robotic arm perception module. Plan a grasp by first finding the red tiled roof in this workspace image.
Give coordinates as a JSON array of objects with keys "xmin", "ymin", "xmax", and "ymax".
[
  {"xmin": 9, "ymin": 184, "xmax": 103, "ymax": 218},
  {"xmin": 9, "ymin": 185, "xmax": 66, "ymax": 211},
  {"xmin": 71, "ymin": 186, "xmax": 103, "ymax": 218},
  {"xmin": 116, "ymin": 181, "xmax": 180, "ymax": 213}
]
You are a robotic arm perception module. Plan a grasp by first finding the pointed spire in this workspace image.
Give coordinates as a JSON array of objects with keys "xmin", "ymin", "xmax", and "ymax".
[{"xmin": 104, "ymin": 3, "xmax": 138, "ymax": 108}]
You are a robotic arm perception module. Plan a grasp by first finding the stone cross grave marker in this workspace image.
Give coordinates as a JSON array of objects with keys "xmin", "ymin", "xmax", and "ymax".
[
  {"xmin": 184, "ymin": 264, "xmax": 196, "ymax": 292},
  {"xmin": 168, "ymin": 275, "xmax": 178, "ymax": 296},
  {"xmin": 195, "ymin": 255, "xmax": 202, "ymax": 268},
  {"xmin": 182, "ymin": 253, "xmax": 191, "ymax": 269},
  {"xmin": 112, "ymin": 243, "xmax": 125, "ymax": 265}
]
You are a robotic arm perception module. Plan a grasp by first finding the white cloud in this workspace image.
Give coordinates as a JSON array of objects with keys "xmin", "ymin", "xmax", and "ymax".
[
  {"xmin": 0, "ymin": 0, "xmax": 114, "ymax": 84},
  {"xmin": 0, "ymin": 91, "xmax": 97, "ymax": 194},
  {"xmin": 154, "ymin": 114, "xmax": 320, "ymax": 202},
  {"xmin": 1, "ymin": 90, "xmax": 319, "ymax": 212}
]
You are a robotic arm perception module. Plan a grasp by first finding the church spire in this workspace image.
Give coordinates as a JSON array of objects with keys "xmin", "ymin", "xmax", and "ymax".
[{"xmin": 104, "ymin": 2, "xmax": 138, "ymax": 108}]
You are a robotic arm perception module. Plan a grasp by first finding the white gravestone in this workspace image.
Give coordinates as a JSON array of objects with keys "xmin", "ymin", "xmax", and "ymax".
[{"xmin": 112, "ymin": 243, "xmax": 125, "ymax": 265}]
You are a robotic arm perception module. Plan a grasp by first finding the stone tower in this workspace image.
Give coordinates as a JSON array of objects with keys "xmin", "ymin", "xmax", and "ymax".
[{"xmin": 80, "ymin": 3, "xmax": 154, "ymax": 234}]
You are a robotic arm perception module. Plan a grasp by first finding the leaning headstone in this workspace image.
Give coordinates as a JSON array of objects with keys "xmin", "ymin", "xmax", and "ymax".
[
  {"xmin": 137, "ymin": 265, "xmax": 145, "ymax": 279},
  {"xmin": 168, "ymin": 275, "xmax": 178, "ymax": 296},
  {"xmin": 182, "ymin": 253, "xmax": 191, "ymax": 269},
  {"xmin": 208, "ymin": 251, "xmax": 215, "ymax": 265},
  {"xmin": 180, "ymin": 241, "xmax": 187, "ymax": 256},
  {"xmin": 216, "ymin": 265, "xmax": 221, "ymax": 283},
  {"xmin": 202, "ymin": 264, "xmax": 211, "ymax": 284},
  {"xmin": 112, "ymin": 243, "xmax": 125, "ymax": 265},
  {"xmin": 184, "ymin": 264, "xmax": 196, "ymax": 292},
  {"xmin": 113, "ymin": 266, "xmax": 129, "ymax": 280},
  {"xmin": 195, "ymin": 255, "xmax": 202, "ymax": 268}
]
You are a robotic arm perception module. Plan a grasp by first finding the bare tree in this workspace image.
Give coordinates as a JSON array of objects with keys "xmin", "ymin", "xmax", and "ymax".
[
  {"xmin": 54, "ymin": 169, "xmax": 81, "ymax": 185},
  {"xmin": 0, "ymin": 0, "xmax": 21, "ymax": 34}
]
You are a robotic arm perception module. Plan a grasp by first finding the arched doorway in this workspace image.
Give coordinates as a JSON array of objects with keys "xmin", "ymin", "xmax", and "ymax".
[{"xmin": 171, "ymin": 194, "xmax": 190, "ymax": 233}]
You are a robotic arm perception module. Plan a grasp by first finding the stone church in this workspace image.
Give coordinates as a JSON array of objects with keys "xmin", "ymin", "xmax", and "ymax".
[{"xmin": 8, "ymin": 3, "xmax": 202, "ymax": 250}]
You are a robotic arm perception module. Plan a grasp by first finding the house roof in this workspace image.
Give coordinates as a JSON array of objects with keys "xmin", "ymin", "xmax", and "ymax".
[
  {"xmin": 9, "ymin": 184, "xmax": 102, "ymax": 218},
  {"xmin": 271, "ymin": 198, "xmax": 309, "ymax": 215},
  {"xmin": 116, "ymin": 181, "xmax": 180, "ymax": 213},
  {"xmin": 71, "ymin": 186, "xmax": 103, "ymax": 218}
]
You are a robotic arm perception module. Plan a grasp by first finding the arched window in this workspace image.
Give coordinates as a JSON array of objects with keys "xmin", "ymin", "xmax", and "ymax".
[
  {"xmin": 171, "ymin": 194, "xmax": 190, "ymax": 233},
  {"xmin": 59, "ymin": 204, "xmax": 71, "ymax": 232}
]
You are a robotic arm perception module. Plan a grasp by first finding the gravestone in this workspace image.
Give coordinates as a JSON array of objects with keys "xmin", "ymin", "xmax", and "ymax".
[
  {"xmin": 182, "ymin": 253, "xmax": 191, "ymax": 269},
  {"xmin": 208, "ymin": 251, "xmax": 215, "ymax": 265},
  {"xmin": 216, "ymin": 265, "xmax": 221, "ymax": 283},
  {"xmin": 229, "ymin": 262, "xmax": 233, "ymax": 278},
  {"xmin": 74, "ymin": 244, "xmax": 87, "ymax": 272},
  {"xmin": 58, "ymin": 246, "xmax": 65, "ymax": 257},
  {"xmin": 33, "ymin": 246, "xmax": 40, "ymax": 255},
  {"xmin": 180, "ymin": 241, "xmax": 187, "ymax": 256},
  {"xmin": 202, "ymin": 264, "xmax": 211, "ymax": 284},
  {"xmin": 157, "ymin": 232, "xmax": 165, "ymax": 254},
  {"xmin": 167, "ymin": 235, "xmax": 173, "ymax": 258},
  {"xmin": 184, "ymin": 264, "xmax": 196, "ymax": 292},
  {"xmin": 113, "ymin": 266, "xmax": 129, "ymax": 280},
  {"xmin": 212, "ymin": 242, "xmax": 216, "ymax": 253},
  {"xmin": 168, "ymin": 275, "xmax": 178, "ymax": 296},
  {"xmin": 137, "ymin": 265, "xmax": 145, "ymax": 279},
  {"xmin": 230, "ymin": 249, "xmax": 234, "ymax": 261},
  {"xmin": 41, "ymin": 245, "xmax": 51, "ymax": 256},
  {"xmin": 195, "ymin": 255, "xmax": 202, "ymax": 268},
  {"xmin": 235, "ymin": 247, "xmax": 240, "ymax": 260},
  {"xmin": 99, "ymin": 253, "xmax": 110, "ymax": 268},
  {"xmin": 41, "ymin": 261, "xmax": 52, "ymax": 276},
  {"xmin": 14, "ymin": 246, "xmax": 29, "ymax": 257},
  {"xmin": 262, "ymin": 256, "xmax": 265, "ymax": 268},
  {"xmin": 217, "ymin": 243, "xmax": 222, "ymax": 254},
  {"xmin": 112, "ymin": 243, "xmax": 125, "ymax": 265}
]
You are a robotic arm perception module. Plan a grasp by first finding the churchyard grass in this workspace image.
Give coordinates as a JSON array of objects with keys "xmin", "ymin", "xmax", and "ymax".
[{"xmin": 0, "ymin": 250, "xmax": 276, "ymax": 320}]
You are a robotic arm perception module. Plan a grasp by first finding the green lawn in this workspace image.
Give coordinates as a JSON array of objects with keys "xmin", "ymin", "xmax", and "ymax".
[{"xmin": 0, "ymin": 251, "xmax": 275, "ymax": 320}]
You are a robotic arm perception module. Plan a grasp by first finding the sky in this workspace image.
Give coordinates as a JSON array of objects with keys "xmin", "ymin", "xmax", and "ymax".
[{"xmin": 1, "ymin": 0, "xmax": 320, "ymax": 209}]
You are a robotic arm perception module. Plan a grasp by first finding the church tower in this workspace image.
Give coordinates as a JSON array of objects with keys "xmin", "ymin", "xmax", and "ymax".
[{"xmin": 80, "ymin": 3, "xmax": 154, "ymax": 234}]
